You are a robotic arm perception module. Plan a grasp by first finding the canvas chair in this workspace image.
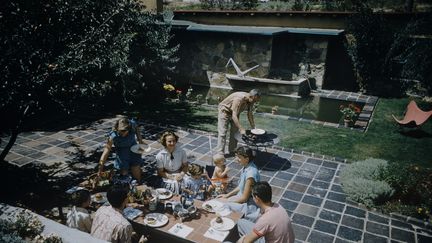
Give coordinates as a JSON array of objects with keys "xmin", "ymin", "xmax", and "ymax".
[{"xmin": 392, "ymin": 100, "xmax": 432, "ymax": 128}]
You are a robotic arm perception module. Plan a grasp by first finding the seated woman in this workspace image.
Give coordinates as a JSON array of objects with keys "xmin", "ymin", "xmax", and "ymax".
[
  {"xmin": 218, "ymin": 146, "xmax": 259, "ymax": 204},
  {"xmin": 155, "ymin": 131, "xmax": 188, "ymax": 194},
  {"xmin": 98, "ymin": 117, "xmax": 145, "ymax": 183},
  {"xmin": 218, "ymin": 146, "xmax": 261, "ymax": 221},
  {"xmin": 67, "ymin": 189, "xmax": 92, "ymax": 233}
]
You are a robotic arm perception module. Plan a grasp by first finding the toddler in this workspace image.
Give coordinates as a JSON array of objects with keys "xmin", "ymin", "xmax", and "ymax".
[
  {"xmin": 67, "ymin": 189, "xmax": 92, "ymax": 233},
  {"xmin": 210, "ymin": 153, "xmax": 230, "ymax": 193},
  {"xmin": 182, "ymin": 163, "xmax": 207, "ymax": 200}
]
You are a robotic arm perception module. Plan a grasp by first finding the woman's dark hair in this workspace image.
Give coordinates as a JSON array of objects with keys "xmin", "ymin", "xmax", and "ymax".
[
  {"xmin": 113, "ymin": 117, "xmax": 131, "ymax": 132},
  {"xmin": 71, "ymin": 190, "xmax": 91, "ymax": 207},
  {"xmin": 252, "ymin": 181, "xmax": 272, "ymax": 203},
  {"xmin": 235, "ymin": 146, "xmax": 254, "ymax": 161},
  {"xmin": 107, "ymin": 184, "xmax": 129, "ymax": 208},
  {"xmin": 159, "ymin": 130, "xmax": 179, "ymax": 147}
]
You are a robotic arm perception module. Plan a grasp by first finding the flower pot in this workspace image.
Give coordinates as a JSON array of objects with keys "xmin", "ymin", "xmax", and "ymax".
[{"xmin": 344, "ymin": 119, "xmax": 352, "ymax": 128}]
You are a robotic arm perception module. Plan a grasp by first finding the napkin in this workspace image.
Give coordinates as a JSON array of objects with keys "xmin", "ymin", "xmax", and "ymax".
[
  {"xmin": 216, "ymin": 206, "xmax": 232, "ymax": 217},
  {"xmin": 123, "ymin": 207, "xmax": 143, "ymax": 220},
  {"xmin": 204, "ymin": 227, "xmax": 229, "ymax": 242},
  {"xmin": 168, "ymin": 223, "xmax": 193, "ymax": 238}
]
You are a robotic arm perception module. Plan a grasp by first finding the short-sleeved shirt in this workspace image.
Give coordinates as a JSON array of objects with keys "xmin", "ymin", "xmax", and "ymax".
[
  {"xmin": 66, "ymin": 206, "xmax": 92, "ymax": 233},
  {"xmin": 237, "ymin": 162, "xmax": 260, "ymax": 198},
  {"xmin": 156, "ymin": 146, "xmax": 188, "ymax": 173},
  {"xmin": 108, "ymin": 120, "xmax": 142, "ymax": 169},
  {"xmin": 253, "ymin": 203, "xmax": 295, "ymax": 243},
  {"xmin": 219, "ymin": 92, "xmax": 253, "ymax": 117},
  {"xmin": 91, "ymin": 206, "xmax": 133, "ymax": 243}
]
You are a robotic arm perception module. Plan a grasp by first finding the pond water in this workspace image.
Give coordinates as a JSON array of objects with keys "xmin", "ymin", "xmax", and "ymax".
[{"xmin": 188, "ymin": 86, "xmax": 364, "ymax": 124}]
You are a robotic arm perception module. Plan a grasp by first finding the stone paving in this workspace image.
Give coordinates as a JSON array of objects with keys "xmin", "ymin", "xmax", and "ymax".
[{"xmin": 1, "ymin": 117, "xmax": 432, "ymax": 243}]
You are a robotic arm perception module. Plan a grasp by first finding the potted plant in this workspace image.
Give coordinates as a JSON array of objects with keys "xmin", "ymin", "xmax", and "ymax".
[
  {"xmin": 163, "ymin": 83, "xmax": 175, "ymax": 100},
  {"xmin": 340, "ymin": 103, "xmax": 361, "ymax": 127},
  {"xmin": 271, "ymin": 105, "xmax": 279, "ymax": 115}
]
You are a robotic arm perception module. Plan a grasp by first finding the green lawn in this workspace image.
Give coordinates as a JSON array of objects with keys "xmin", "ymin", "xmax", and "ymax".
[{"xmin": 135, "ymin": 98, "xmax": 432, "ymax": 167}]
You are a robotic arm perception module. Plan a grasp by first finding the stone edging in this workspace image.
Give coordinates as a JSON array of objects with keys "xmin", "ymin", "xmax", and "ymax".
[{"xmin": 197, "ymin": 90, "xmax": 379, "ymax": 132}]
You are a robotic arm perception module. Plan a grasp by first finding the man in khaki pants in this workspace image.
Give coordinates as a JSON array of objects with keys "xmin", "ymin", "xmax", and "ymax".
[{"xmin": 217, "ymin": 89, "xmax": 261, "ymax": 155}]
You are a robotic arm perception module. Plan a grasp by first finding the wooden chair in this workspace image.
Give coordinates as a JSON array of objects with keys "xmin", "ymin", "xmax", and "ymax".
[{"xmin": 392, "ymin": 100, "xmax": 432, "ymax": 128}]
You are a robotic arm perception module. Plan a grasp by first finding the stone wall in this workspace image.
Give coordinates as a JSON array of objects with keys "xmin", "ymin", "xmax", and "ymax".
[
  {"xmin": 173, "ymin": 30, "xmax": 334, "ymax": 90},
  {"xmin": 174, "ymin": 31, "xmax": 273, "ymax": 88}
]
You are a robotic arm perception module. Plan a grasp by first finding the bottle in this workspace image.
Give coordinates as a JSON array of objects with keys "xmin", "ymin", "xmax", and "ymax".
[{"xmin": 130, "ymin": 180, "xmax": 138, "ymax": 195}]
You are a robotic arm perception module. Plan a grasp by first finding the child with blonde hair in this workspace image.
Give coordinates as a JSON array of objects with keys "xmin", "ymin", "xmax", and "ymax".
[{"xmin": 210, "ymin": 153, "xmax": 230, "ymax": 194}]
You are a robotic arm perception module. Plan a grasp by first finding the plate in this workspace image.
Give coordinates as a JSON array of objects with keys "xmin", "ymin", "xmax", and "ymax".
[
  {"xmin": 144, "ymin": 213, "xmax": 169, "ymax": 228},
  {"xmin": 91, "ymin": 192, "xmax": 107, "ymax": 204},
  {"xmin": 156, "ymin": 188, "xmax": 173, "ymax": 200},
  {"xmin": 130, "ymin": 144, "xmax": 151, "ymax": 154},
  {"xmin": 251, "ymin": 128, "xmax": 266, "ymax": 135},
  {"xmin": 210, "ymin": 217, "xmax": 235, "ymax": 231},
  {"xmin": 202, "ymin": 200, "xmax": 224, "ymax": 213}
]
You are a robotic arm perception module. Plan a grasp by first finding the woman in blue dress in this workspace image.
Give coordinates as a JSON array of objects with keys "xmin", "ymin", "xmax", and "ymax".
[{"xmin": 98, "ymin": 118, "xmax": 145, "ymax": 182}]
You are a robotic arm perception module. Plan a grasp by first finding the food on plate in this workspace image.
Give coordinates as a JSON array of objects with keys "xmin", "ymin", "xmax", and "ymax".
[
  {"xmin": 146, "ymin": 217, "xmax": 156, "ymax": 225},
  {"xmin": 95, "ymin": 193, "xmax": 103, "ymax": 201},
  {"xmin": 215, "ymin": 216, "xmax": 223, "ymax": 224},
  {"xmin": 160, "ymin": 190, "xmax": 171, "ymax": 196},
  {"xmin": 204, "ymin": 204, "xmax": 213, "ymax": 211}
]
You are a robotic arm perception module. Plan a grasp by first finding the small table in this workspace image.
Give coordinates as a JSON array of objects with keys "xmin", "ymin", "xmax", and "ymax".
[
  {"xmin": 234, "ymin": 130, "xmax": 279, "ymax": 152},
  {"xmin": 132, "ymin": 192, "xmax": 242, "ymax": 243}
]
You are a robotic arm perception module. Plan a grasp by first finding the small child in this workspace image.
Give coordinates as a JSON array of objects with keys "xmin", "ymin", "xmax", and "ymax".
[
  {"xmin": 181, "ymin": 164, "xmax": 207, "ymax": 200},
  {"xmin": 67, "ymin": 189, "xmax": 92, "ymax": 233},
  {"xmin": 210, "ymin": 153, "xmax": 230, "ymax": 193}
]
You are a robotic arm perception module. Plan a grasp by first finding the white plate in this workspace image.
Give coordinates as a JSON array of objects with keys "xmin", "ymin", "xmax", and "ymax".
[
  {"xmin": 202, "ymin": 200, "xmax": 224, "ymax": 213},
  {"xmin": 251, "ymin": 128, "xmax": 266, "ymax": 135},
  {"xmin": 130, "ymin": 144, "xmax": 151, "ymax": 154},
  {"xmin": 210, "ymin": 217, "xmax": 235, "ymax": 231},
  {"xmin": 156, "ymin": 188, "xmax": 173, "ymax": 200},
  {"xmin": 144, "ymin": 213, "xmax": 169, "ymax": 228},
  {"xmin": 91, "ymin": 192, "xmax": 107, "ymax": 204}
]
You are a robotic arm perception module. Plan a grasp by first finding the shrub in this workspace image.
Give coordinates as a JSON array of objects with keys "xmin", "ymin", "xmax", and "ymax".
[
  {"xmin": 340, "ymin": 158, "xmax": 394, "ymax": 207},
  {"xmin": 379, "ymin": 163, "xmax": 432, "ymax": 209}
]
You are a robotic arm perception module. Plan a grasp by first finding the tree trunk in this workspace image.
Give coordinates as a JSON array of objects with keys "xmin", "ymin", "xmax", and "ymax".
[
  {"xmin": 0, "ymin": 129, "xmax": 19, "ymax": 162},
  {"xmin": 0, "ymin": 105, "xmax": 31, "ymax": 162},
  {"xmin": 405, "ymin": 0, "xmax": 414, "ymax": 12}
]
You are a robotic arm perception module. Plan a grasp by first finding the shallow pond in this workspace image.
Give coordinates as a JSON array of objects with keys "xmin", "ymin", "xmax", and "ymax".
[{"xmin": 188, "ymin": 85, "xmax": 364, "ymax": 124}]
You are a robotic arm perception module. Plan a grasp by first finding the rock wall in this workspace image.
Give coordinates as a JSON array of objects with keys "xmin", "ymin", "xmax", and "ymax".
[{"xmin": 173, "ymin": 30, "xmax": 331, "ymax": 90}]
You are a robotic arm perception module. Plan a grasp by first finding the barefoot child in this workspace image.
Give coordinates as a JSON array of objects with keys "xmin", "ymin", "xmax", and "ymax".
[{"xmin": 210, "ymin": 153, "xmax": 230, "ymax": 193}]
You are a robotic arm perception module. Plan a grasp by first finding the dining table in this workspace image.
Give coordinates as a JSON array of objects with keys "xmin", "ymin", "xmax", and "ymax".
[{"xmin": 130, "ymin": 185, "xmax": 243, "ymax": 243}]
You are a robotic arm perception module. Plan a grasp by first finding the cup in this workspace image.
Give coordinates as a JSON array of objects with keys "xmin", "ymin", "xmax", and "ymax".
[{"xmin": 149, "ymin": 197, "xmax": 157, "ymax": 211}]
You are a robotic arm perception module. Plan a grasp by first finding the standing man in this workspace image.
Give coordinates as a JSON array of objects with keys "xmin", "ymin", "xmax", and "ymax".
[
  {"xmin": 217, "ymin": 89, "xmax": 261, "ymax": 155},
  {"xmin": 237, "ymin": 181, "xmax": 295, "ymax": 243}
]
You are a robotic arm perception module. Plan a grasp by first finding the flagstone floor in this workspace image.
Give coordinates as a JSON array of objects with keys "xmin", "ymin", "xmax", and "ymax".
[{"xmin": 1, "ymin": 117, "xmax": 431, "ymax": 243}]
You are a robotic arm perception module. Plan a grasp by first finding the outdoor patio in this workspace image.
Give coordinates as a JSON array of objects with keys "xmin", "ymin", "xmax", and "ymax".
[{"xmin": 2, "ymin": 116, "xmax": 431, "ymax": 242}]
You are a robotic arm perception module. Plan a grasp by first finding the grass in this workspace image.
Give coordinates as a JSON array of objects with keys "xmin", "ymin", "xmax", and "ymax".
[{"xmin": 133, "ymin": 98, "xmax": 432, "ymax": 167}]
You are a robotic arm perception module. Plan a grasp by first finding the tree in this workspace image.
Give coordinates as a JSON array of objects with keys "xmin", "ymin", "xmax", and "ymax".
[
  {"xmin": 0, "ymin": 0, "xmax": 178, "ymax": 161},
  {"xmin": 345, "ymin": 8, "xmax": 405, "ymax": 97}
]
